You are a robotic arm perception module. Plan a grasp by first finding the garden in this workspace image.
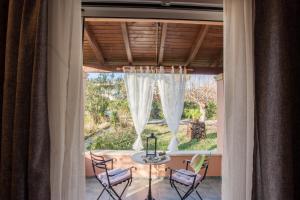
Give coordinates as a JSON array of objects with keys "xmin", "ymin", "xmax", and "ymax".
[{"xmin": 85, "ymin": 73, "xmax": 218, "ymax": 151}]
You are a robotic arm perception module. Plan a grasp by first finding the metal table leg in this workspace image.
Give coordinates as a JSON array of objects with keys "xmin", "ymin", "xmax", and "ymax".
[{"xmin": 146, "ymin": 164, "xmax": 155, "ymax": 200}]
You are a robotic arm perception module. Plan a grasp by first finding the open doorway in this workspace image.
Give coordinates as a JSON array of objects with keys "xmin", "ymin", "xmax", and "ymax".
[{"xmin": 82, "ymin": 1, "xmax": 223, "ymax": 199}]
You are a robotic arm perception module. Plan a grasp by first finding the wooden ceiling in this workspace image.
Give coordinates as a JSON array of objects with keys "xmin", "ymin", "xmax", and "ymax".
[{"xmin": 83, "ymin": 18, "xmax": 223, "ymax": 74}]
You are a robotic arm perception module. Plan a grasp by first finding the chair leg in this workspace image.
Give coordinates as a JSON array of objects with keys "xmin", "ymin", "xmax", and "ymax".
[
  {"xmin": 172, "ymin": 181, "xmax": 194, "ymax": 200},
  {"xmin": 170, "ymin": 179, "xmax": 174, "ymax": 188},
  {"xmin": 171, "ymin": 181, "xmax": 198, "ymax": 200},
  {"xmin": 196, "ymin": 190, "xmax": 203, "ymax": 200},
  {"xmin": 182, "ymin": 187, "xmax": 194, "ymax": 200},
  {"xmin": 106, "ymin": 188, "xmax": 117, "ymax": 200},
  {"xmin": 109, "ymin": 180, "xmax": 131, "ymax": 200},
  {"xmin": 129, "ymin": 177, "xmax": 133, "ymax": 186},
  {"xmin": 97, "ymin": 188, "xmax": 105, "ymax": 200},
  {"xmin": 119, "ymin": 180, "xmax": 130, "ymax": 198}
]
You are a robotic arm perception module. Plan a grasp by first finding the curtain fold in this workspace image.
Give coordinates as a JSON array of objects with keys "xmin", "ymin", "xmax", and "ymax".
[
  {"xmin": 0, "ymin": 0, "xmax": 9, "ymax": 165},
  {"xmin": 158, "ymin": 67, "xmax": 186, "ymax": 151},
  {"xmin": 223, "ymin": 0, "xmax": 254, "ymax": 200},
  {"xmin": 48, "ymin": 0, "xmax": 85, "ymax": 200},
  {"xmin": 124, "ymin": 67, "xmax": 155, "ymax": 151},
  {"xmin": 252, "ymin": 1, "xmax": 300, "ymax": 199},
  {"xmin": 0, "ymin": 0, "xmax": 50, "ymax": 199}
]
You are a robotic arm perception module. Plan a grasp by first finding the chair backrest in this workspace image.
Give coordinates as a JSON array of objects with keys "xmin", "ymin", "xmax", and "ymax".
[
  {"xmin": 90, "ymin": 151, "xmax": 107, "ymax": 177},
  {"xmin": 90, "ymin": 151, "xmax": 105, "ymax": 162},
  {"xmin": 189, "ymin": 154, "xmax": 210, "ymax": 181},
  {"xmin": 190, "ymin": 154, "xmax": 206, "ymax": 174}
]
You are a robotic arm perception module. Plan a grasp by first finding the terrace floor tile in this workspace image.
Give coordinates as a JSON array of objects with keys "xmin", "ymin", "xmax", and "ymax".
[{"xmin": 86, "ymin": 177, "xmax": 221, "ymax": 200}]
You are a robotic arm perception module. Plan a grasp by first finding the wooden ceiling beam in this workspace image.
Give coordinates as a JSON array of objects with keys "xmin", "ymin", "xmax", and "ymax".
[
  {"xmin": 158, "ymin": 23, "xmax": 168, "ymax": 65},
  {"xmin": 84, "ymin": 25, "xmax": 105, "ymax": 65},
  {"xmin": 184, "ymin": 25, "xmax": 209, "ymax": 66},
  {"xmin": 83, "ymin": 64, "xmax": 223, "ymax": 75},
  {"xmin": 121, "ymin": 22, "xmax": 133, "ymax": 64}
]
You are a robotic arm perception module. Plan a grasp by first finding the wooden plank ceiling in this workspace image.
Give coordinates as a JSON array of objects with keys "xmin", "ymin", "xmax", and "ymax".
[{"xmin": 83, "ymin": 19, "xmax": 223, "ymax": 74}]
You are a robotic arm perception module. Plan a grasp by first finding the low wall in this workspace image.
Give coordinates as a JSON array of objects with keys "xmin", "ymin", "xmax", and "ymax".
[{"xmin": 85, "ymin": 150, "xmax": 222, "ymax": 177}]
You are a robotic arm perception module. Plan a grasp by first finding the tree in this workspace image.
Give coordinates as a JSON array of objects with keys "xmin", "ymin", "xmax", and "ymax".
[
  {"xmin": 85, "ymin": 74, "xmax": 115, "ymax": 124},
  {"xmin": 112, "ymin": 76, "xmax": 127, "ymax": 100},
  {"xmin": 185, "ymin": 79, "xmax": 217, "ymax": 121},
  {"xmin": 150, "ymin": 100, "xmax": 164, "ymax": 120},
  {"xmin": 85, "ymin": 81, "xmax": 109, "ymax": 124},
  {"xmin": 85, "ymin": 73, "xmax": 131, "ymax": 126},
  {"xmin": 150, "ymin": 85, "xmax": 164, "ymax": 120}
]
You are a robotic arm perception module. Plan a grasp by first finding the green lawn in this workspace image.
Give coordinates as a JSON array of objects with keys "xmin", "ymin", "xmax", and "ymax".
[
  {"xmin": 86, "ymin": 122, "xmax": 217, "ymax": 151},
  {"xmin": 143, "ymin": 124, "xmax": 217, "ymax": 151}
]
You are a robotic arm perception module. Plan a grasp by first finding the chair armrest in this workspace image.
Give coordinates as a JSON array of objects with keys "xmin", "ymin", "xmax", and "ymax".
[
  {"xmin": 183, "ymin": 160, "xmax": 191, "ymax": 163},
  {"xmin": 104, "ymin": 158, "xmax": 118, "ymax": 169},
  {"xmin": 183, "ymin": 160, "xmax": 191, "ymax": 170}
]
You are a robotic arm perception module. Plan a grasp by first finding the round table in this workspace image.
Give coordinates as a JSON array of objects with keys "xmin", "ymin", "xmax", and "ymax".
[{"xmin": 131, "ymin": 152, "xmax": 171, "ymax": 200}]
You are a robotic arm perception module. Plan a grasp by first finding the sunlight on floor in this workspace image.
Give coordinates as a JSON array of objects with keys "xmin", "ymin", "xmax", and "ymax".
[{"xmin": 86, "ymin": 177, "xmax": 221, "ymax": 200}]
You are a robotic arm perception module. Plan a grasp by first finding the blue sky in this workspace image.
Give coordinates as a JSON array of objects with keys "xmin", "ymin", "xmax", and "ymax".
[
  {"xmin": 88, "ymin": 73, "xmax": 123, "ymax": 79},
  {"xmin": 87, "ymin": 72, "xmax": 216, "ymax": 88}
]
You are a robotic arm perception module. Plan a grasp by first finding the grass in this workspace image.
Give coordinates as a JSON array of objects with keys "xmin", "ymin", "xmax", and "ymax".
[
  {"xmin": 143, "ymin": 124, "xmax": 217, "ymax": 151},
  {"xmin": 86, "ymin": 122, "xmax": 218, "ymax": 151}
]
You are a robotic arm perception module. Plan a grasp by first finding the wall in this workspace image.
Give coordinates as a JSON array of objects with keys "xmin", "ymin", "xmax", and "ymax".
[{"xmin": 85, "ymin": 151, "xmax": 222, "ymax": 178}]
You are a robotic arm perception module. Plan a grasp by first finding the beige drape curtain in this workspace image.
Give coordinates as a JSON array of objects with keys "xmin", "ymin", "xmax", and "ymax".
[
  {"xmin": 48, "ymin": 0, "xmax": 85, "ymax": 200},
  {"xmin": 222, "ymin": 0, "xmax": 254, "ymax": 200}
]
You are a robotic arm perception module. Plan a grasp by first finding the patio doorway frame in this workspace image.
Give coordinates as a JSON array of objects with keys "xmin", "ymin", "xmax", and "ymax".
[
  {"xmin": 82, "ymin": 0, "xmax": 223, "ymax": 22},
  {"xmin": 82, "ymin": 1, "xmax": 225, "ymax": 198},
  {"xmin": 81, "ymin": 0, "xmax": 224, "ymax": 153}
]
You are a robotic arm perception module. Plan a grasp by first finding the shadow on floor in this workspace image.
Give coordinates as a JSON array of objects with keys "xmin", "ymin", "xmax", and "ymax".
[{"xmin": 86, "ymin": 177, "xmax": 221, "ymax": 200}]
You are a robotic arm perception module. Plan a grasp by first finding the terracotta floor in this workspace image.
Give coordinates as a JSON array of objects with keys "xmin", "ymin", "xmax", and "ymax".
[{"xmin": 86, "ymin": 177, "xmax": 221, "ymax": 200}]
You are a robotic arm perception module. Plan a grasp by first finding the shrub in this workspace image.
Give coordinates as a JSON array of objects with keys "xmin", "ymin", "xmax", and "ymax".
[
  {"xmin": 110, "ymin": 111, "xmax": 119, "ymax": 127},
  {"xmin": 182, "ymin": 101, "xmax": 202, "ymax": 120},
  {"xmin": 206, "ymin": 101, "xmax": 217, "ymax": 120},
  {"xmin": 185, "ymin": 108, "xmax": 201, "ymax": 121},
  {"xmin": 184, "ymin": 101, "xmax": 199, "ymax": 109},
  {"xmin": 108, "ymin": 100, "xmax": 130, "ymax": 126},
  {"xmin": 150, "ymin": 100, "xmax": 164, "ymax": 120},
  {"xmin": 88, "ymin": 128, "xmax": 136, "ymax": 150}
]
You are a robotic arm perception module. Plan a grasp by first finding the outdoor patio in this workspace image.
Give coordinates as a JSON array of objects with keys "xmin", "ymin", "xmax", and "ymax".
[
  {"xmin": 86, "ymin": 177, "xmax": 221, "ymax": 200},
  {"xmin": 83, "ymin": 17, "xmax": 224, "ymax": 200}
]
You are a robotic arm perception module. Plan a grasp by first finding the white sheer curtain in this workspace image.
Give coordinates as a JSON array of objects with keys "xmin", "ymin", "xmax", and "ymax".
[
  {"xmin": 124, "ymin": 67, "xmax": 155, "ymax": 151},
  {"xmin": 223, "ymin": 0, "xmax": 254, "ymax": 200},
  {"xmin": 158, "ymin": 67, "xmax": 186, "ymax": 151},
  {"xmin": 48, "ymin": 0, "xmax": 85, "ymax": 200}
]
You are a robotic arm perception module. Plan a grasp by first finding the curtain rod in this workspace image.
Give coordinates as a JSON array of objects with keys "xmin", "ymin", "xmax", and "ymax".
[{"xmin": 122, "ymin": 66, "xmax": 189, "ymax": 73}]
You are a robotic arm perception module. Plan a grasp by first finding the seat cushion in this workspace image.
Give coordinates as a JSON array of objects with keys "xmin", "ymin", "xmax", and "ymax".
[
  {"xmin": 171, "ymin": 169, "xmax": 202, "ymax": 186},
  {"xmin": 98, "ymin": 168, "xmax": 131, "ymax": 186},
  {"xmin": 190, "ymin": 154, "xmax": 206, "ymax": 174}
]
